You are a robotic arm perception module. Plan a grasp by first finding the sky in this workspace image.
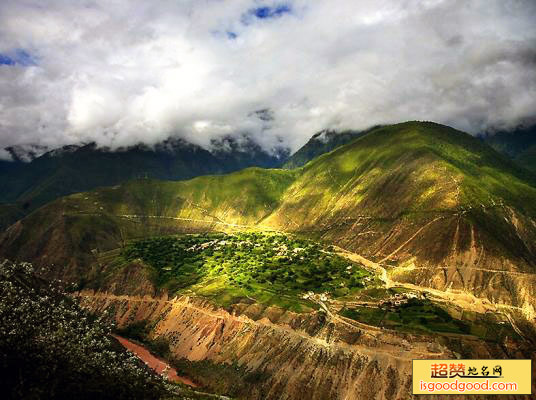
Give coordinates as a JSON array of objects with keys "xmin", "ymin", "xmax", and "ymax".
[{"xmin": 0, "ymin": 0, "xmax": 535, "ymax": 160}]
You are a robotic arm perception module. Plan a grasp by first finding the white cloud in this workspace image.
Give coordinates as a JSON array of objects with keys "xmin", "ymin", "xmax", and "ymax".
[
  {"xmin": 0, "ymin": 0, "xmax": 535, "ymax": 153},
  {"xmin": 0, "ymin": 148, "xmax": 12, "ymax": 161}
]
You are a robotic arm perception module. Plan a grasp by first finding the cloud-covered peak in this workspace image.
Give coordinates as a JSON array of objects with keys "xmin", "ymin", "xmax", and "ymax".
[{"xmin": 0, "ymin": 0, "xmax": 535, "ymax": 154}]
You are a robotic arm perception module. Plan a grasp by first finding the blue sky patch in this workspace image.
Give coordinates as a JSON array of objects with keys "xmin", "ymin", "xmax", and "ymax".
[
  {"xmin": 0, "ymin": 49, "xmax": 37, "ymax": 66},
  {"xmin": 14, "ymin": 49, "xmax": 36, "ymax": 66},
  {"xmin": 253, "ymin": 5, "xmax": 291, "ymax": 19},
  {"xmin": 0, "ymin": 54, "xmax": 15, "ymax": 66},
  {"xmin": 226, "ymin": 31, "xmax": 238, "ymax": 39},
  {"xmin": 242, "ymin": 4, "xmax": 292, "ymax": 24}
]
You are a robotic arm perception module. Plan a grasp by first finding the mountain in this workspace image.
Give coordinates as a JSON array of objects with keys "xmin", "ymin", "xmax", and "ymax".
[
  {"xmin": 517, "ymin": 144, "xmax": 536, "ymax": 173},
  {"xmin": 2, "ymin": 121, "xmax": 536, "ymax": 312},
  {"xmin": 3, "ymin": 121, "xmax": 536, "ymax": 399},
  {"xmin": 283, "ymin": 129, "xmax": 364, "ymax": 169},
  {"xmin": 210, "ymin": 134, "xmax": 290, "ymax": 170},
  {"xmin": 481, "ymin": 124, "xmax": 536, "ymax": 173},
  {"xmin": 5, "ymin": 143, "xmax": 49, "ymax": 162},
  {"xmin": 481, "ymin": 125, "xmax": 536, "ymax": 158},
  {"xmin": 0, "ymin": 137, "xmax": 288, "ymax": 229},
  {"xmin": 283, "ymin": 125, "xmax": 385, "ymax": 169}
]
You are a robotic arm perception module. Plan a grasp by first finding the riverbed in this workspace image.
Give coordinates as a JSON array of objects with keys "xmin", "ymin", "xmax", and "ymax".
[{"xmin": 112, "ymin": 334, "xmax": 198, "ymax": 387}]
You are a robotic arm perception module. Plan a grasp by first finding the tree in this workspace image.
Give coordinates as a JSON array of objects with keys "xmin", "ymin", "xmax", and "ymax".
[{"xmin": 0, "ymin": 260, "xmax": 167, "ymax": 400}]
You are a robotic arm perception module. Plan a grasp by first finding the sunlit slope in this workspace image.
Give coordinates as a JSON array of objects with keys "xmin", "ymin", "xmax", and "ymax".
[
  {"xmin": 265, "ymin": 122, "xmax": 536, "ymax": 311},
  {"xmin": 270, "ymin": 121, "xmax": 535, "ymax": 223},
  {"xmin": 65, "ymin": 167, "xmax": 297, "ymax": 225},
  {"xmin": 1, "ymin": 122, "xmax": 536, "ymax": 310},
  {"xmin": 267, "ymin": 121, "xmax": 536, "ymax": 262},
  {"xmin": 0, "ymin": 168, "xmax": 298, "ymax": 281}
]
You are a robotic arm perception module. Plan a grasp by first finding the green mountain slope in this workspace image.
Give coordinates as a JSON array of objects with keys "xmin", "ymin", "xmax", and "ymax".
[
  {"xmin": 2, "ymin": 121, "xmax": 536, "ymax": 313},
  {"xmin": 269, "ymin": 122, "xmax": 536, "ymax": 228}
]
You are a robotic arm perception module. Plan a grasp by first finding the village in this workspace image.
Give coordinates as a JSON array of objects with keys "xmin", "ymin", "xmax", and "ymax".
[{"xmin": 378, "ymin": 291, "xmax": 425, "ymax": 309}]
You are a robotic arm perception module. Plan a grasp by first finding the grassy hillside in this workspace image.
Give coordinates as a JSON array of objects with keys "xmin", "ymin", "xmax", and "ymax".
[
  {"xmin": 2, "ymin": 121, "xmax": 536, "ymax": 312},
  {"xmin": 284, "ymin": 122, "xmax": 536, "ymax": 215}
]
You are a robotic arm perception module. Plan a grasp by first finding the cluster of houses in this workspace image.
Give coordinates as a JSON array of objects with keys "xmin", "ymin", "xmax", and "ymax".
[
  {"xmin": 378, "ymin": 292, "xmax": 424, "ymax": 309},
  {"xmin": 302, "ymin": 291, "xmax": 330, "ymax": 302},
  {"xmin": 186, "ymin": 239, "xmax": 220, "ymax": 252},
  {"xmin": 186, "ymin": 238, "xmax": 253, "ymax": 252}
]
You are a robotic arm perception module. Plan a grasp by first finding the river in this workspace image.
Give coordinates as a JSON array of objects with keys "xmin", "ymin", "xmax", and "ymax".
[{"xmin": 112, "ymin": 334, "xmax": 198, "ymax": 387}]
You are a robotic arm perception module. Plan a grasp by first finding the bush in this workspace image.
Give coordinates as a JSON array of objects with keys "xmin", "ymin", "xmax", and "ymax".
[{"xmin": 0, "ymin": 260, "xmax": 167, "ymax": 400}]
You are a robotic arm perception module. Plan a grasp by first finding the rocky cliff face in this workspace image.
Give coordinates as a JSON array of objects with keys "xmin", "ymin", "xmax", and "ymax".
[{"xmin": 77, "ymin": 290, "xmax": 534, "ymax": 400}]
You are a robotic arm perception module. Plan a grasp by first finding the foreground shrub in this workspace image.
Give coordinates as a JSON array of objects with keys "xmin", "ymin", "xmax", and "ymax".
[{"xmin": 0, "ymin": 260, "xmax": 167, "ymax": 400}]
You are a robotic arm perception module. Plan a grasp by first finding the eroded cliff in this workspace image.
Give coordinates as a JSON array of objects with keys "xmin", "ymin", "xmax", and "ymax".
[{"xmin": 77, "ymin": 290, "xmax": 534, "ymax": 400}]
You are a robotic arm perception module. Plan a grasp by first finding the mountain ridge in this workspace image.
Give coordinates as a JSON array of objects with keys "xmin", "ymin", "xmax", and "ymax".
[
  {"xmin": 283, "ymin": 129, "xmax": 364, "ymax": 169},
  {"xmin": 2, "ymin": 121, "xmax": 535, "ymax": 317},
  {"xmin": 282, "ymin": 125, "xmax": 387, "ymax": 169},
  {"xmin": 0, "ymin": 136, "xmax": 289, "ymax": 229}
]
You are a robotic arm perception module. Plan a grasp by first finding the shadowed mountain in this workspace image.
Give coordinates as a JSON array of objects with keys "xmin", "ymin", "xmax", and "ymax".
[
  {"xmin": 211, "ymin": 134, "xmax": 290, "ymax": 171},
  {"xmin": 517, "ymin": 145, "xmax": 536, "ymax": 173},
  {"xmin": 481, "ymin": 124, "xmax": 536, "ymax": 173},
  {"xmin": 283, "ymin": 129, "xmax": 365, "ymax": 169},
  {"xmin": 2, "ymin": 121, "xmax": 536, "ymax": 314},
  {"xmin": 0, "ymin": 137, "xmax": 288, "ymax": 229}
]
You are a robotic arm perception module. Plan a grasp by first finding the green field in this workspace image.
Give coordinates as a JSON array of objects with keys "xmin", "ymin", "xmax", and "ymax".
[
  {"xmin": 340, "ymin": 298, "xmax": 520, "ymax": 341},
  {"xmin": 120, "ymin": 232, "xmax": 373, "ymax": 309}
]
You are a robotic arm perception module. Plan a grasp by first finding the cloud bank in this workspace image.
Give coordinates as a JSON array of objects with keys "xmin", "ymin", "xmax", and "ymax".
[{"xmin": 0, "ymin": 0, "xmax": 535, "ymax": 157}]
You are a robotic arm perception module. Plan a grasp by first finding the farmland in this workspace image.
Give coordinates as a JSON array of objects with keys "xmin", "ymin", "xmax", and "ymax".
[{"xmin": 120, "ymin": 232, "xmax": 374, "ymax": 309}]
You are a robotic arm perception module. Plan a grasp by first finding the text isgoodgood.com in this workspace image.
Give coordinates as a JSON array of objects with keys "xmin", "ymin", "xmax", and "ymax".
[{"xmin": 420, "ymin": 380, "xmax": 518, "ymax": 393}]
